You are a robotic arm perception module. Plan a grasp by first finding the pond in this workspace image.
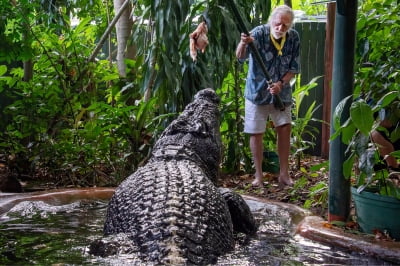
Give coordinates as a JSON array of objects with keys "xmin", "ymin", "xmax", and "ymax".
[{"xmin": 0, "ymin": 189, "xmax": 396, "ymax": 265}]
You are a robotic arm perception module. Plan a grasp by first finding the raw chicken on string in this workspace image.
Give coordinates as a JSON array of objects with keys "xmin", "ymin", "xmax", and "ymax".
[{"xmin": 189, "ymin": 21, "xmax": 209, "ymax": 61}]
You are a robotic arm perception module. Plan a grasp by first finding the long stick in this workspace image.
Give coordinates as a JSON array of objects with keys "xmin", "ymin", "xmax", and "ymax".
[{"xmin": 226, "ymin": 1, "xmax": 285, "ymax": 111}]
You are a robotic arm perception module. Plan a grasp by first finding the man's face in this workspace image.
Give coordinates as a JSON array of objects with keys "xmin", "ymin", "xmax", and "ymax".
[{"xmin": 271, "ymin": 13, "xmax": 292, "ymax": 39}]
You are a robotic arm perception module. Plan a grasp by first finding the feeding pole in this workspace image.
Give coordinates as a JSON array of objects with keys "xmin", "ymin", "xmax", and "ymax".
[{"xmin": 328, "ymin": 0, "xmax": 358, "ymax": 222}]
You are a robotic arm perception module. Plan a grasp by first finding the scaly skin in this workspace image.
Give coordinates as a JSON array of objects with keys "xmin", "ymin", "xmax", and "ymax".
[{"xmin": 90, "ymin": 89, "xmax": 257, "ymax": 265}]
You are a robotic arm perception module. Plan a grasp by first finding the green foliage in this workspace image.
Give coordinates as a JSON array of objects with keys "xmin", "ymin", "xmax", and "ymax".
[
  {"xmin": 130, "ymin": 0, "xmax": 272, "ymax": 114},
  {"xmin": 331, "ymin": 0, "xmax": 400, "ymax": 198},
  {"xmin": 354, "ymin": 0, "xmax": 400, "ymax": 100},
  {"xmin": 333, "ymin": 92, "xmax": 400, "ymax": 198},
  {"xmin": 296, "ymin": 0, "xmax": 327, "ymax": 16},
  {"xmin": 349, "ymin": 100, "xmax": 374, "ymax": 137},
  {"xmin": 0, "ymin": 1, "xmax": 35, "ymax": 62},
  {"xmin": 0, "ymin": 0, "xmax": 276, "ymax": 186},
  {"xmin": 218, "ymin": 62, "xmax": 252, "ymax": 174},
  {"xmin": 0, "ymin": 0, "xmax": 105, "ymax": 63},
  {"xmin": 291, "ymin": 75, "xmax": 323, "ymax": 169},
  {"xmin": 304, "ymin": 181, "xmax": 328, "ymax": 210},
  {"xmin": 0, "ymin": 9, "xmax": 167, "ymax": 186},
  {"xmin": 288, "ymin": 160, "xmax": 329, "ymax": 211},
  {"xmin": 1, "ymin": 0, "xmax": 333, "ymax": 188},
  {"xmin": 289, "ymin": 175, "xmax": 308, "ymax": 201}
]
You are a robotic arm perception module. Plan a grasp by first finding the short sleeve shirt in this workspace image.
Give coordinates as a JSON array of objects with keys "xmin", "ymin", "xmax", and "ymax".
[{"xmin": 241, "ymin": 24, "xmax": 300, "ymax": 105}]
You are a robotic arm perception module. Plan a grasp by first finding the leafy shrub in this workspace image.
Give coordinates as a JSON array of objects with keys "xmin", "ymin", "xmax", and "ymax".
[
  {"xmin": 0, "ymin": 19, "xmax": 167, "ymax": 186},
  {"xmin": 332, "ymin": 0, "xmax": 400, "ymax": 198}
]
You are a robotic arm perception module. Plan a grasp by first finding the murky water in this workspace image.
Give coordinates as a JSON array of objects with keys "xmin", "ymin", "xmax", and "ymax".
[{"xmin": 0, "ymin": 196, "xmax": 395, "ymax": 265}]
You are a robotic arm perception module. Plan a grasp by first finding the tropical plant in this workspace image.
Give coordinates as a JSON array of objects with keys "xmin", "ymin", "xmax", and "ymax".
[
  {"xmin": 218, "ymin": 61, "xmax": 252, "ymax": 174},
  {"xmin": 332, "ymin": 92, "xmax": 400, "ymax": 198},
  {"xmin": 0, "ymin": 0, "xmax": 276, "ymax": 186},
  {"xmin": 303, "ymin": 163, "xmax": 329, "ymax": 213},
  {"xmin": 331, "ymin": 0, "xmax": 400, "ymax": 199},
  {"xmin": 128, "ymin": 0, "xmax": 272, "ymax": 113},
  {"xmin": 354, "ymin": 0, "xmax": 400, "ymax": 101},
  {"xmin": 0, "ymin": 5, "xmax": 167, "ymax": 185},
  {"xmin": 291, "ymin": 75, "xmax": 323, "ymax": 169}
]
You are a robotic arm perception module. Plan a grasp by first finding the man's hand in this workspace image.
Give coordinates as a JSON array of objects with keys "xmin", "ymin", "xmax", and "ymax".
[
  {"xmin": 236, "ymin": 33, "xmax": 254, "ymax": 59},
  {"xmin": 240, "ymin": 33, "xmax": 254, "ymax": 44},
  {"xmin": 269, "ymin": 81, "xmax": 283, "ymax": 95},
  {"xmin": 236, "ymin": 33, "xmax": 253, "ymax": 59}
]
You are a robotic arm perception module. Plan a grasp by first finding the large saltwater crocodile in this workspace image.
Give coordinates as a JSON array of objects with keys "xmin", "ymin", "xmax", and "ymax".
[{"xmin": 89, "ymin": 88, "xmax": 257, "ymax": 264}]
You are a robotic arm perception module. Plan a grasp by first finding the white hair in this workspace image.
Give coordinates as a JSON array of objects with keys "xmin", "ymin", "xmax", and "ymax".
[{"xmin": 268, "ymin": 5, "xmax": 295, "ymax": 27}]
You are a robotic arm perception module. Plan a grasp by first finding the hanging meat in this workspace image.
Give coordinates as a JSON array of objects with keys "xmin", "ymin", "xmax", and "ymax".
[{"xmin": 189, "ymin": 21, "xmax": 209, "ymax": 61}]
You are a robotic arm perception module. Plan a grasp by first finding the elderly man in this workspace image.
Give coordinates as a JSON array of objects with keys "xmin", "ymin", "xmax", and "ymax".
[{"xmin": 236, "ymin": 5, "xmax": 300, "ymax": 187}]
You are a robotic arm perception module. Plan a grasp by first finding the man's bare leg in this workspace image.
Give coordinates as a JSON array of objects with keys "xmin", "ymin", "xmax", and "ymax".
[
  {"xmin": 250, "ymin": 133, "xmax": 264, "ymax": 186},
  {"xmin": 276, "ymin": 123, "xmax": 293, "ymax": 186},
  {"xmin": 371, "ymin": 130, "xmax": 399, "ymax": 169}
]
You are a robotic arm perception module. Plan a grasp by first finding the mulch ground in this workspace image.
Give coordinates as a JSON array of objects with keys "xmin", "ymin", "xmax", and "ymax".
[{"xmin": 218, "ymin": 156, "xmax": 330, "ymax": 218}]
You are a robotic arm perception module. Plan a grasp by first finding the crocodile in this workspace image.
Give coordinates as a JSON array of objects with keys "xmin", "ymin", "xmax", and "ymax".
[{"xmin": 89, "ymin": 88, "xmax": 257, "ymax": 264}]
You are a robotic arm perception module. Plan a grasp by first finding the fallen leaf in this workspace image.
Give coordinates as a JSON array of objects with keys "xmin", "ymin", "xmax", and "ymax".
[
  {"xmin": 373, "ymin": 229, "xmax": 393, "ymax": 241},
  {"xmin": 323, "ymin": 222, "xmax": 333, "ymax": 229}
]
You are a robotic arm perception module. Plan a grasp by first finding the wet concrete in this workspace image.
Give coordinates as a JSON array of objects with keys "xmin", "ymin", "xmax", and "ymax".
[
  {"xmin": 0, "ymin": 187, "xmax": 115, "ymax": 215},
  {"xmin": 243, "ymin": 194, "xmax": 400, "ymax": 264},
  {"xmin": 298, "ymin": 215, "xmax": 400, "ymax": 263},
  {"xmin": 1, "ymin": 188, "xmax": 399, "ymax": 263}
]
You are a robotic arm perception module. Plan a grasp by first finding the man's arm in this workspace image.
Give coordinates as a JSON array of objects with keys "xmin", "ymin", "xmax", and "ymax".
[
  {"xmin": 236, "ymin": 33, "xmax": 253, "ymax": 59},
  {"xmin": 279, "ymin": 72, "xmax": 296, "ymax": 86}
]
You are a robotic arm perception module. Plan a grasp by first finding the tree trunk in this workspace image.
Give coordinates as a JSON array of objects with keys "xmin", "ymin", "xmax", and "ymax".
[
  {"xmin": 85, "ymin": 0, "xmax": 130, "ymax": 80},
  {"xmin": 114, "ymin": 0, "xmax": 133, "ymax": 77},
  {"xmin": 23, "ymin": 60, "xmax": 33, "ymax": 81}
]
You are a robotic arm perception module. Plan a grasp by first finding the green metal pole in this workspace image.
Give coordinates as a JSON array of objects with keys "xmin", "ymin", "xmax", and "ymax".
[{"xmin": 328, "ymin": 0, "xmax": 358, "ymax": 222}]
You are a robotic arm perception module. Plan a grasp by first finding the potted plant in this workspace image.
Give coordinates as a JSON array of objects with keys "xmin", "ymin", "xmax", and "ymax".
[
  {"xmin": 330, "ymin": 0, "xmax": 400, "ymax": 240},
  {"xmin": 332, "ymin": 91, "xmax": 400, "ymax": 240}
]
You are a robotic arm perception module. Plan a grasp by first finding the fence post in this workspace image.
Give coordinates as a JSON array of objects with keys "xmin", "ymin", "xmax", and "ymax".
[{"xmin": 328, "ymin": 0, "xmax": 358, "ymax": 222}]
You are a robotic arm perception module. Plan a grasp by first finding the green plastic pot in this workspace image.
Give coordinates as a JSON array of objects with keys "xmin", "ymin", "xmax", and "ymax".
[{"xmin": 351, "ymin": 186, "xmax": 400, "ymax": 240}]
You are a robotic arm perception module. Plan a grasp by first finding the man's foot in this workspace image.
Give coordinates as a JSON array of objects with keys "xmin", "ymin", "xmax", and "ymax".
[
  {"xmin": 251, "ymin": 177, "xmax": 264, "ymax": 187},
  {"xmin": 278, "ymin": 176, "xmax": 294, "ymax": 186}
]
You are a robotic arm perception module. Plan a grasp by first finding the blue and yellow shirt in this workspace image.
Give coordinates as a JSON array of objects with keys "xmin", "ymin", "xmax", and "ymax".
[{"xmin": 240, "ymin": 24, "xmax": 300, "ymax": 105}]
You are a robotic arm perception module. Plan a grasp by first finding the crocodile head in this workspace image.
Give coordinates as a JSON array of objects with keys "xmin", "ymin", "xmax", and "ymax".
[{"xmin": 151, "ymin": 88, "xmax": 221, "ymax": 183}]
